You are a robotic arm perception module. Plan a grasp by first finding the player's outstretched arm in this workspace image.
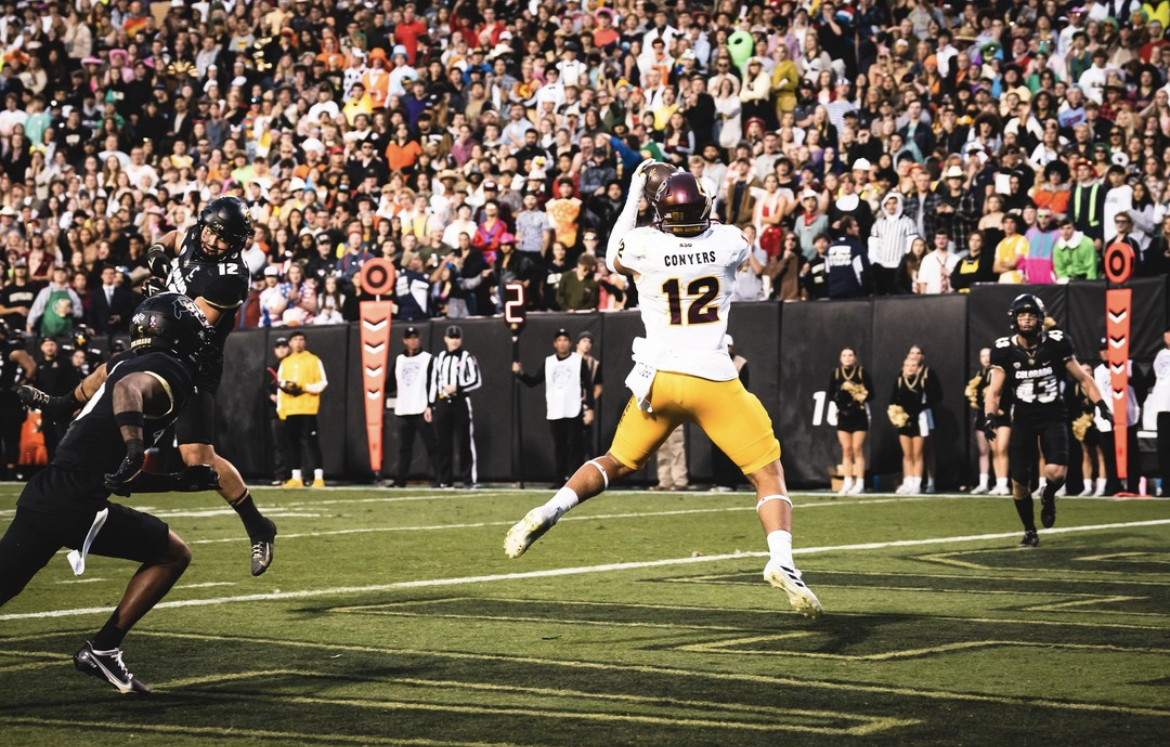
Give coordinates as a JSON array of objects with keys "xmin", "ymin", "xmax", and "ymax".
[
  {"xmin": 104, "ymin": 372, "xmax": 218, "ymax": 496},
  {"xmin": 1065, "ymin": 357, "xmax": 1111, "ymax": 420},
  {"xmin": 19, "ymin": 362, "xmax": 109, "ymax": 421},
  {"xmin": 606, "ymin": 159, "xmax": 653, "ymax": 274},
  {"xmin": 146, "ymin": 230, "xmax": 183, "ymax": 278}
]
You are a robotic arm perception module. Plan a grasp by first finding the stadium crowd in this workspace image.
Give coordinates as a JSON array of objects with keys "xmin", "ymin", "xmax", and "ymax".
[{"xmin": 1, "ymin": 0, "xmax": 1170, "ymax": 338}]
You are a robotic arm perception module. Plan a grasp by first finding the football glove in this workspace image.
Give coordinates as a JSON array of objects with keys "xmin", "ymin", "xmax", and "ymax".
[
  {"xmin": 146, "ymin": 245, "xmax": 172, "ymax": 278},
  {"xmin": 1095, "ymin": 399, "xmax": 1111, "ymax": 422},
  {"xmin": 109, "ymin": 464, "xmax": 221, "ymax": 495},
  {"xmin": 18, "ymin": 385, "xmax": 81, "ymax": 421},
  {"xmin": 982, "ymin": 417, "xmax": 998, "ymax": 442},
  {"xmin": 105, "ymin": 439, "xmax": 145, "ymax": 496},
  {"xmin": 141, "ymin": 277, "xmax": 168, "ymax": 298}
]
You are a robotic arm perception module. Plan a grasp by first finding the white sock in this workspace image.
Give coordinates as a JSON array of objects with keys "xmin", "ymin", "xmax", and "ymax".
[
  {"xmin": 842, "ymin": 476, "xmax": 854, "ymax": 491},
  {"xmin": 996, "ymin": 478, "xmax": 1009, "ymax": 490},
  {"xmin": 978, "ymin": 473, "xmax": 989, "ymax": 489},
  {"xmin": 314, "ymin": 469, "xmax": 323, "ymax": 480},
  {"xmin": 1097, "ymin": 477, "xmax": 1107, "ymax": 490},
  {"xmin": 1038, "ymin": 478, "xmax": 1048, "ymax": 490},
  {"xmin": 766, "ymin": 529, "xmax": 794, "ymax": 567},
  {"xmin": 1084, "ymin": 479, "xmax": 1093, "ymax": 492},
  {"xmin": 542, "ymin": 487, "xmax": 579, "ymax": 523},
  {"xmin": 292, "ymin": 469, "xmax": 302, "ymax": 481}
]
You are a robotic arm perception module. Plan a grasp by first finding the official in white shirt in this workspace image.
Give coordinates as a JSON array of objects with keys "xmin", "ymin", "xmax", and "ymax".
[
  {"xmin": 1093, "ymin": 337, "xmax": 1141, "ymax": 494},
  {"xmin": 513, "ymin": 328, "xmax": 596, "ymax": 487},
  {"xmin": 1151, "ymin": 326, "xmax": 1170, "ymax": 496},
  {"xmin": 388, "ymin": 326, "xmax": 438, "ymax": 488}
]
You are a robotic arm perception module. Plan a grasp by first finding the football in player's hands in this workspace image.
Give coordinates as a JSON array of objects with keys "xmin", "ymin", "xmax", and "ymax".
[
  {"xmin": 631, "ymin": 159, "xmax": 656, "ymax": 189},
  {"xmin": 105, "ymin": 440, "xmax": 146, "ymax": 496}
]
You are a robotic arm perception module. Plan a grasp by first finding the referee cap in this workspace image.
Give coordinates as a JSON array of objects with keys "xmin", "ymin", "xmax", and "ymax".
[{"xmin": 445, "ymin": 324, "xmax": 463, "ymax": 338}]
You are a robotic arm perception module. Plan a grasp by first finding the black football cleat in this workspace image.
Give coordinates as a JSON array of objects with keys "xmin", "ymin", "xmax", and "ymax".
[
  {"xmin": 74, "ymin": 641, "xmax": 151, "ymax": 695},
  {"xmin": 1018, "ymin": 531, "xmax": 1039, "ymax": 548},
  {"xmin": 250, "ymin": 517, "xmax": 277, "ymax": 576},
  {"xmin": 1040, "ymin": 495, "xmax": 1057, "ymax": 529}
]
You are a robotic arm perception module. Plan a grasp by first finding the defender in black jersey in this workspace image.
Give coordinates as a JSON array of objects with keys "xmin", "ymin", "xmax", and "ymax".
[
  {"xmin": 984, "ymin": 294, "xmax": 1108, "ymax": 547},
  {"xmin": 0, "ymin": 294, "xmax": 221, "ymax": 694},
  {"xmin": 24, "ymin": 197, "xmax": 278, "ymax": 576}
]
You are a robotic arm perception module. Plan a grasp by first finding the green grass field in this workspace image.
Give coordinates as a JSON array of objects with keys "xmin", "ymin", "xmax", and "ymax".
[{"xmin": 0, "ymin": 484, "xmax": 1167, "ymax": 747}]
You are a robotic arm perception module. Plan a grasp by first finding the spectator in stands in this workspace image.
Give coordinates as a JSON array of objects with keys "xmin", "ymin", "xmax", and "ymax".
[
  {"xmin": 0, "ymin": 260, "xmax": 34, "ymax": 332},
  {"xmin": 1142, "ymin": 216, "xmax": 1170, "ymax": 277},
  {"xmin": 951, "ymin": 231, "xmax": 995, "ymax": 292},
  {"xmin": 1022, "ymin": 209, "xmax": 1059, "ymax": 284},
  {"xmin": 557, "ymin": 253, "xmax": 599, "ymax": 312},
  {"xmin": 1054, "ymin": 217, "xmax": 1100, "ymax": 282},
  {"xmin": 869, "ymin": 193, "xmax": 916, "ymax": 295},
  {"xmin": 918, "ymin": 229, "xmax": 959, "ymax": 294},
  {"xmin": 86, "ymin": 264, "xmax": 133, "ymax": 334},
  {"xmin": 993, "ymin": 213, "xmax": 1029, "ymax": 284},
  {"xmin": 26, "ymin": 264, "xmax": 82, "ymax": 340},
  {"xmin": 395, "ymin": 258, "xmax": 432, "ymax": 322},
  {"xmin": 826, "ymin": 219, "xmax": 870, "ymax": 299}
]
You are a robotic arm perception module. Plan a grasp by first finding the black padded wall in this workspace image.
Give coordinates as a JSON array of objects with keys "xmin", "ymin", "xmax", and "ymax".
[
  {"xmin": 776, "ymin": 300, "xmax": 875, "ymax": 487},
  {"xmin": 870, "ymin": 294, "xmax": 970, "ymax": 489}
]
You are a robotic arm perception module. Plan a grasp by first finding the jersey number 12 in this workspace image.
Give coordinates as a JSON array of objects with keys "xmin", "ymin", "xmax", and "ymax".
[{"xmin": 662, "ymin": 277, "xmax": 720, "ymax": 326}]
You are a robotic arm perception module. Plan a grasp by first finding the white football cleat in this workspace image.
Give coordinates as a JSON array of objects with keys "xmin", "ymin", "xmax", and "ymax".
[
  {"xmin": 970, "ymin": 485, "xmax": 989, "ymax": 495},
  {"xmin": 988, "ymin": 485, "xmax": 1011, "ymax": 496},
  {"xmin": 504, "ymin": 508, "xmax": 556, "ymax": 559},
  {"xmin": 764, "ymin": 560, "xmax": 822, "ymax": 619},
  {"xmin": 848, "ymin": 481, "xmax": 864, "ymax": 495},
  {"xmin": 895, "ymin": 483, "xmax": 911, "ymax": 495}
]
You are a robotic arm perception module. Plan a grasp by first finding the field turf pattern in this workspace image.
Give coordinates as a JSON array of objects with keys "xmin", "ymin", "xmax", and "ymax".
[{"xmin": 0, "ymin": 484, "xmax": 1167, "ymax": 747}]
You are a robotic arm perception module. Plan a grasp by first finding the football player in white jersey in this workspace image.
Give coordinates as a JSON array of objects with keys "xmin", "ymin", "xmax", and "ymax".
[{"xmin": 504, "ymin": 163, "xmax": 821, "ymax": 618}]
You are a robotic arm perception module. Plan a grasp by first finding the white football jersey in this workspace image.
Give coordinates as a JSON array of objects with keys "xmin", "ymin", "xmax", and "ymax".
[{"xmin": 618, "ymin": 223, "xmax": 749, "ymax": 381}]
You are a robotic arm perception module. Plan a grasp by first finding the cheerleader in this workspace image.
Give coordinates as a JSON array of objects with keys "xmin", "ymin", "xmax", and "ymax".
[
  {"xmin": 1070, "ymin": 362, "xmax": 1105, "ymax": 497},
  {"xmin": 967, "ymin": 346, "xmax": 1012, "ymax": 495},
  {"xmin": 831, "ymin": 348, "xmax": 874, "ymax": 495},
  {"xmin": 889, "ymin": 356, "xmax": 938, "ymax": 495},
  {"xmin": 907, "ymin": 345, "xmax": 943, "ymax": 492}
]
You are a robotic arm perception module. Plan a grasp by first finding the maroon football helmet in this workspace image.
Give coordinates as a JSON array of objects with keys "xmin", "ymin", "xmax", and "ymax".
[
  {"xmin": 654, "ymin": 172, "xmax": 712, "ymax": 237},
  {"xmin": 642, "ymin": 162, "xmax": 678, "ymax": 201}
]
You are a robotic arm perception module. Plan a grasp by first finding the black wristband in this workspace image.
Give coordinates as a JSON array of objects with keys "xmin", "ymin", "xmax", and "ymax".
[{"xmin": 114, "ymin": 411, "xmax": 146, "ymax": 429}]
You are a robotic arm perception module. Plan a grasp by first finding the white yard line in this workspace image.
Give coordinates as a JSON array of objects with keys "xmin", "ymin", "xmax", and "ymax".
[{"xmin": 1, "ymin": 518, "xmax": 1167, "ymax": 622}]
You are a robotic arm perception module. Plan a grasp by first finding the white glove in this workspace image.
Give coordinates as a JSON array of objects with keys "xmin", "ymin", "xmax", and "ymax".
[{"xmin": 630, "ymin": 158, "xmax": 656, "ymax": 193}]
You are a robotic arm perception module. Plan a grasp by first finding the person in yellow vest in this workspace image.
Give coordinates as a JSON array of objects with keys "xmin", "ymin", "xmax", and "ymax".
[{"xmin": 277, "ymin": 331, "xmax": 329, "ymax": 487}]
